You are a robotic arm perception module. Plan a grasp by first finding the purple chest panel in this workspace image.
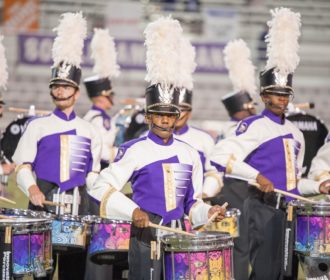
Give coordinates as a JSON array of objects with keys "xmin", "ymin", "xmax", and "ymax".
[
  {"xmin": 131, "ymin": 156, "xmax": 193, "ymax": 224},
  {"xmin": 245, "ymin": 134, "xmax": 300, "ymax": 198},
  {"xmin": 34, "ymin": 131, "xmax": 92, "ymax": 191}
]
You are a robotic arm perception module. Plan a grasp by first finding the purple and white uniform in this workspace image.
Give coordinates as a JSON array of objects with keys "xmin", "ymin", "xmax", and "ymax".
[
  {"xmin": 210, "ymin": 109, "xmax": 315, "ymax": 197},
  {"xmin": 89, "ymin": 130, "xmax": 211, "ymax": 226},
  {"xmin": 174, "ymin": 124, "xmax": 223, "ymax": 197},
  {"xmin": 84, "ymin": 105, "xmax": 118, "ymax": 165},
  {"xmin": 13, "ymin": 108, "xmax": 101, "ymax": 196}
]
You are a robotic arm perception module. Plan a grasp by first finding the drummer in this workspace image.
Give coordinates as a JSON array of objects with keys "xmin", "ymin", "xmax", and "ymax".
[
  {"xmin": 83, "ymin": 28, "xmax": 120, "ymax": 170},
  {"xmin": 209, "ymin": 8, "xmax": 325, "ymax": 280},
  {"xmin": 13, "ymin": 12, "xmax": 101, "ymax": 280},
  {"xmin": 88, "ymin": 16, "xmax": 226, "ymax": 280}
]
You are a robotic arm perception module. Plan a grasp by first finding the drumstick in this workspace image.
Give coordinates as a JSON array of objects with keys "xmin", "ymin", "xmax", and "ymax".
[
  {"xmin": 43, "ymin": 200, "xmax": 65, "ymax": 207},
  {"xmin": 148, "ymin": 222, "xmax": 195, "ymax": 237},
  {"xmin": 249, "ymin": 182, "xmax": 318, "ymax": 204},
  {"xmin": 0, "ymin": 196, "xmax": 16, "ymax": 205}
]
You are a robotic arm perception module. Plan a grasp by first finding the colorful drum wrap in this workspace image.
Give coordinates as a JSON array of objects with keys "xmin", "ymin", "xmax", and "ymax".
[
  {"xmin": 164, "ymin": 248, "xmax": 232, "ymax": 279},
  {"xmin": 12, "ymin": 231, "xmax": 52, "ymax": 275},
  {"xmin": 52, "ymin": 217, "xmax": 87, "ymax": 250},
  {"xmin": 0, "ymin": 209, "xmax": 53, "ymax": 277},
  {"xmin": 89, "ymin": 220, "xmax": 131, "ymax": 255},
  {"xmin": 291, "ymin": 200, "xmax": 330, "ymax": 256},
  {"xmin": 296, "ymin": 216, "xmax": 330, "ymax": 254},
  {"xmin": 162, "ymin": 231, "xmax": 234, "ymax": 280}
]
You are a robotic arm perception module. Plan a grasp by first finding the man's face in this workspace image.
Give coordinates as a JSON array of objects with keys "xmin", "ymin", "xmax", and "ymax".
[
  {"xmin": 175, "ymin": 109, "xmax": 191, "ymax": 130},
  {"xmin": 51, "ymin": 85, "xmax": 79, "ymax": 110},
  {"xmin": 261, "ymin": 92, "xmax": 291, "ymax": 116},
  {"xmin": 146, "ymin": 112, "xmax": 178, "ymax": 140}
]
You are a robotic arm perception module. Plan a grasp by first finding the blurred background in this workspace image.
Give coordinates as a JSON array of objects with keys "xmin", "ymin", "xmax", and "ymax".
[{"xmin": 0, "ymin": 0, "xmax": 330, "ymax": 133}]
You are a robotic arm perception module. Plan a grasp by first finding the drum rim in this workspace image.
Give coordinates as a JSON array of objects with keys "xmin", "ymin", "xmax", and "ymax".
[
  {"xmin": 290, "ymin": 200, "xmax": 330, "ymax": 215},
  {"xmin": 224, "ymin": 208, "xmax": 241, "ymax": 217},
  {"xmin": 161, "ymin": 231, "xmax": 234, "ymax": 252}
]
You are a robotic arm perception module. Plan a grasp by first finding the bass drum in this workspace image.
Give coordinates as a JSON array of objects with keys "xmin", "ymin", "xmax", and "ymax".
[
  {"xmin": 0, "ymin": 116, "xmax": 31, "ymax": 162},
  {"xmin": 287, "ymin": 112, "xmax": 328, "ymax": 176},
  {"xmin": 114, "ymin": 104, "xmax": 148, "ymax": 146}
]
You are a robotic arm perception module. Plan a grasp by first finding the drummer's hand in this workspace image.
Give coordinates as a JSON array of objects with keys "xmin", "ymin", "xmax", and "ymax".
[
  {"xmin": 208, "ymin": 205, "xmax": 226, "ymax": 222},
  {"xmin": 319, "ymin": 179, "xmax": 330, "ymax": 194},
  {"xmin": 1, "ymin": 163, "xmax": 16, "ymax": 175},
  {"xmin": 132, "ymin": 208, "xmax": 149, "ymax": 228},
  {"xmin": 28, "ymin": 185, "xmax": 45, "ymax": 207},
  {"xmin": 256, "ymin": 174, "xmax": 274, "ymax": 193}
]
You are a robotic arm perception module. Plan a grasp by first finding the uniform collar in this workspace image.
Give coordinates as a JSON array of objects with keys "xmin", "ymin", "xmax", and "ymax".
[
  {"xmin": 92, "ymin": 105, "xmax": 110, "ymax": 120},
  {"xmin": 148, "ymin": 130, "xmax": 174, "ymax": 146},
  {"xmin": 262, "ymin": 109, "xmax": 285, "ymax": 125},
  {"xmin": 174, "ymin": 124, "xmax": 189, "ymax": 135},
  {"xmin": 53, "ymin": 108, "xmax": 76, "ymax": 121}
]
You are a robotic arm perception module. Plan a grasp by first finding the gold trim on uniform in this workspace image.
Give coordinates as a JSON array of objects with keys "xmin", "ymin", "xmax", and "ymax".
[
  {"xmin": 204, "ymin": 171, "xmax": 223, "ymax": 188},
  {"xmin": 5, "ymin": 226, "xmax": 12, "ymax": 244},
  {"xmin": 163, "ymin": 164, "xmax": 176, "ymax": 212},
  {"xmin": 314, "ymin": 171, "xmax": 330, "ymax": 182},
  {"xmin": 283, "ymin": 139, "xmax": 296, "ymax": 191},
  {"xmin": 226, "ymin": 154, "xmax": 236, "ymax": 174},
  {"xmin": 100, "ymin": 186, "xmax": 117, "ymax": 218},
  {"xmin": 15, "ymin": 163, "xmax": 32, "ymax": 173},
  {"xmin": 60, "ymin": 135, "xmax": 70, "ymax": 182}
]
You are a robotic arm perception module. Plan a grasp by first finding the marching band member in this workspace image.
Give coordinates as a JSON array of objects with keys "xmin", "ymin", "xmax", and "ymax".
[
  {"xmin": 173, "ymin": 36, "xmax": 223, "ymax": 198},
  {"xmin": 212, "ymin": 39, "xmax": 258, "ymax": 280},
  {"xmin": 0, "ymin": 35, "xmax": 15, "ymax": 177},
  {"xmin": 209, "ymin": 8, "xmax": 319, "ymax": 280},
  {"xmin": 88, "ymin": 16, "xmax": 225, "ymax": 280},
  {"xmin": 13, "ymin": 12, "xmax": 101, "ymax": 280},
  {"xmin": 84, "ymin": 28, "xmax": 120, "ymax": 170}
]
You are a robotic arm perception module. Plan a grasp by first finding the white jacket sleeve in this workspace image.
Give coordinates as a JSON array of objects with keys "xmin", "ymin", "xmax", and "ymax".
[
  {"xmin": 12, "ymin": 122, "xmax": 39, "ymax": 196},
  {"xmin": 88, "ymin": 145, "xmax": 139, "ymax": 219}
]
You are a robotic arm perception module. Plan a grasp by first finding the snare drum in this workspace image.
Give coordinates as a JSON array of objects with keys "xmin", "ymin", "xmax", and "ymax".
[
  {"xmin": 209, "ymin": 208, "xmax": 241, "ymax": 238},
  {"xmin": 88, "ymin": 217, "xmax": 131, "ymax": 264},
  {"xmin": 52, "ymin": 214, "xmax": 88, "ymax": 253},
  {"xmin": 162, "ymin": 231, "xmax": 234, "ymax": 280},
  {"xmin": 0, "ymin": 208, "xmax": 53, "ymax": 277},
  {"xmin": 291, "ymin": 200, "xmax": 330, "ymax": 256}
]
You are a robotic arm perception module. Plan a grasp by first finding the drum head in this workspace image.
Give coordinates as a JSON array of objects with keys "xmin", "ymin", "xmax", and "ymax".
[
  {"xmin": 0, "ymin": 116, "xmax": 31, "ymax": 162},
  {"xmin": 287, "ymin": 112, "xmax": 328, "ymax": 176}
]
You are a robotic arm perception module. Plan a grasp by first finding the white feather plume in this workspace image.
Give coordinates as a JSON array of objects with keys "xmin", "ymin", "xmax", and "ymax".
[
  {"xmin": 177, "ymin": 37, "xmax": 196, "ymax": 90},
  {"xmin": 52, "ymin": 12, "xmax": 87, "ymax": 68},
  {"xmin": 0, "ymin": 35, "xmax": 8, "ymax": 90},
  {"xmin": 223, "ymin": 39, "xmax": 256, "ymax": 95},
  {"xmin": 91, "ymin": 28, "xmax": 120, "ymax": 79},
  {"xmin": 265, "ymin": 7, "xmax": 301, "ymax": 76},
  {"xmin": 144, "ymin": 16, "xmax": 183, "ymax": 89}
]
